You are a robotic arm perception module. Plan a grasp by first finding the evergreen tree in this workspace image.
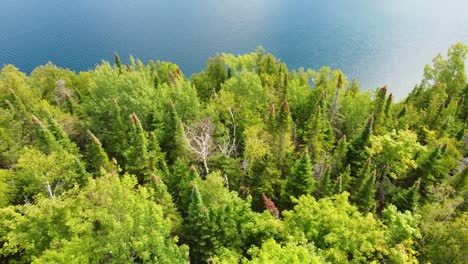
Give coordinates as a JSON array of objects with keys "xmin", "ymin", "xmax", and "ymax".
[
  {"xmin": 114, "ymin": 52, "xmax": 122, "ymax": 75},
  {"xmin": 335, "ymin": 164, "xmax": 351, "ymax": 193},
  {"xmin": 184, "ymin": 185, "xmax": 212, "ymax": 263},
  {"xmin": 105, "ymin": 97, "xmax": 128, "ymax": 162},
  {"xmin": 273, "ymin": 99, "xmax": 293, "ymax": 168},
  {"xmin": 148, "ymin": 131, "xmax": 166, "ymax": 172},
  {"xmin": 124, "ymin": 113, "xmax": 150, "ymax": 182},
  {"xmin": 315, "ymin": 166, "xmax": 333, "ymax": 199},
  {"xmin": 148, "ymin": 175, "xmax": 182, "ymax": 232},
  {"xmin": 282, "ymin": 152, "xmax": 314, "ymax": 208},
  {"xmin": 373, "ymin": 86, "xmax": 387, "ymax": 133},
  {"xmin": 305, "ymin": 106, "xmax": 334, "ymax": 162},
  {"xmin": 43, "ymin": 112, "xmax": 78, "ymax": 155},
  {"xmin": 85, "ymin": 130, "xmax": 112, "ymax": 175},
  {"xmin": 346, "ymin": 115, "xmax": 373, "ymax": 175},
  {"xmin": 408, "ymin": 144, "xmax": 447, "ymax": 193},
  {"xmin": 64, "ymin": 93, "xmax": 76, "ymax": 114},
  {"xmin": 353, "ymin": 170, "xmax": 376, "ymax": 213},
  {"xmin": 391, "ymin": 181, "xmax": 420, "ymax": 212},
  {"xmin": 31, "ymin": 114, "xmax": 61, "ymax": 154},
  {"xmin": 331, "ymin": 135, "xmax": 348, "ymax": 176}
]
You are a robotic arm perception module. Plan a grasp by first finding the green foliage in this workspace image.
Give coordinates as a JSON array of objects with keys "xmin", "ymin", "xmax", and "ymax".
[
  {"xmin": 283, "ymin": 193, "xmax": 419, "ymax": 263},
  {"xmin": 282, "ymin": 153, "xmax": 315, "ymax": 208},
  {"xmin": 192, "ymin": 54, "xmax": 228, "ymax": 101},
  {"xmin": 1, "ymin": 174, "xmax": 189, "ymax": 263},
  {"xmin": 10, "ymin": 148, "xmax": 86, "ymax": 203},
  {"xmin": 0, "ymin": 44, "xmax": 466, "ymax": 263},
  {"xmin": 244, "ymin": 239, "xmax": 325, "ymax": 264}
]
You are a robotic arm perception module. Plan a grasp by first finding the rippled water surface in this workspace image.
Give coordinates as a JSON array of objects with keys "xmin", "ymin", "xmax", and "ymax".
[{"xmin": 1, "ymin": 0, "xmax": 468, "ymax": 98}]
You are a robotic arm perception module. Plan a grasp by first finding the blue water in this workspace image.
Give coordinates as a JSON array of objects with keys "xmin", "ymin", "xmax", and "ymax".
[{"xmin": 1, "ymin": 0, "xmax": 468, "ymax": 98}]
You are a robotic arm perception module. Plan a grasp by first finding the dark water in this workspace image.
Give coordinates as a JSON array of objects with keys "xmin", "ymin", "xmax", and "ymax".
[{"xmin": 1, "ymin": 0, "xmax": 467, "ymax": 98}]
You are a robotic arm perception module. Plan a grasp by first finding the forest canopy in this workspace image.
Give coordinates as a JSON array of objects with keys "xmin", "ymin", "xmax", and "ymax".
[{"xmin": 0, "ymin": 43, "xmax": 467, "ymax": 263}]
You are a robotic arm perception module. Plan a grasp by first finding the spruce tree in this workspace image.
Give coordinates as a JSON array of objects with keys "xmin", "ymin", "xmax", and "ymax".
[
  {"xmin": 44, "ymin": 112, "xmax": 78, "ymax": 155},
  {"xmin": 114, "ymin": 52, "xmax": 122, "ymax": 75},
  {"xmin": 384, "ymin": 93, "xmax": 393, "ymax": 119},
  {"xmin": 185, "ymin": 185, "xmax": 212, "ymax": 263},
  {"xmin": 31, "ymin": 114, "xmax": 60, "ymax": 154},
  {"xmin": 124, "ymin": 113, "xmax": 150, "ymax": 182},
  {"xmin": 346, "ymin": 115, "xmax": 373, "ymax": 176},
  {"xmin": 85, "ymin": 130, "xmax": 112, "ymax": 175},
  {"xmin": 282, "ymin": 152, "xmax": 314, "ymax": 207},
  {"xmin": 373, "ymin": 86, "xmax": 387, "ymax": 133},
  {"xmin": 391, "ymin": 181, "xmax": 420, "ymax": 212},
  {"xmin": 353, "ymin": 169, "xmax": 377, "ymax": 214},
  {"xmin": 148, "ymin": 131, "xmax": 166, "ymax": 173},
  {"xmin": 315, "ymin": 166, "xmax": 333, "ymax": 199},
  {"xmin": 332, "ymin": 135, "xmax": 348, "ymax": 176},
  {"xmin": 106, "ymin": 97, "xmax": 127, "ymax": 162},
  {"xmin": 274, "ymin": 99, "xmax": 293, "ymax": 167},
  {"xmin": 336, "ymin": 164, "xmax": 352, "ymax": 193},
  {"xmin": 148, "ymin": 175, "xmax": 182, "ymax": 232},
  {"xmin": 64, "ymin": 93, "xmax": 76, "ymax": 114}
]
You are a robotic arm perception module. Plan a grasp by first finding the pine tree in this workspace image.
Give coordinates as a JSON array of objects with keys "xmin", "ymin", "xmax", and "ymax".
[{"xmin": 85, "ymin": 130, "xmax": 112, "ymax": 175}]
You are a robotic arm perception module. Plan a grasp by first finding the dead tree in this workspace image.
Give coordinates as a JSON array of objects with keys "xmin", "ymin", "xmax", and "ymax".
[{"xmin": 184, "ymin": 118, "xmax": 214, "ymax": 176}]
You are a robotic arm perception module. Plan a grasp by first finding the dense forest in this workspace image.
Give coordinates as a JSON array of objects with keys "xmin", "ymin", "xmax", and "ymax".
[{"xmin": 0, "ymin": 43, "xmax": 467, "ymax": 264}]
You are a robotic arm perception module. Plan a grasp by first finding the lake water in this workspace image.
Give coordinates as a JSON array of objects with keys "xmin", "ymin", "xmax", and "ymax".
[{"xmin": 1, "ymin": 0, "xmax": 468, "ymax": 98}]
